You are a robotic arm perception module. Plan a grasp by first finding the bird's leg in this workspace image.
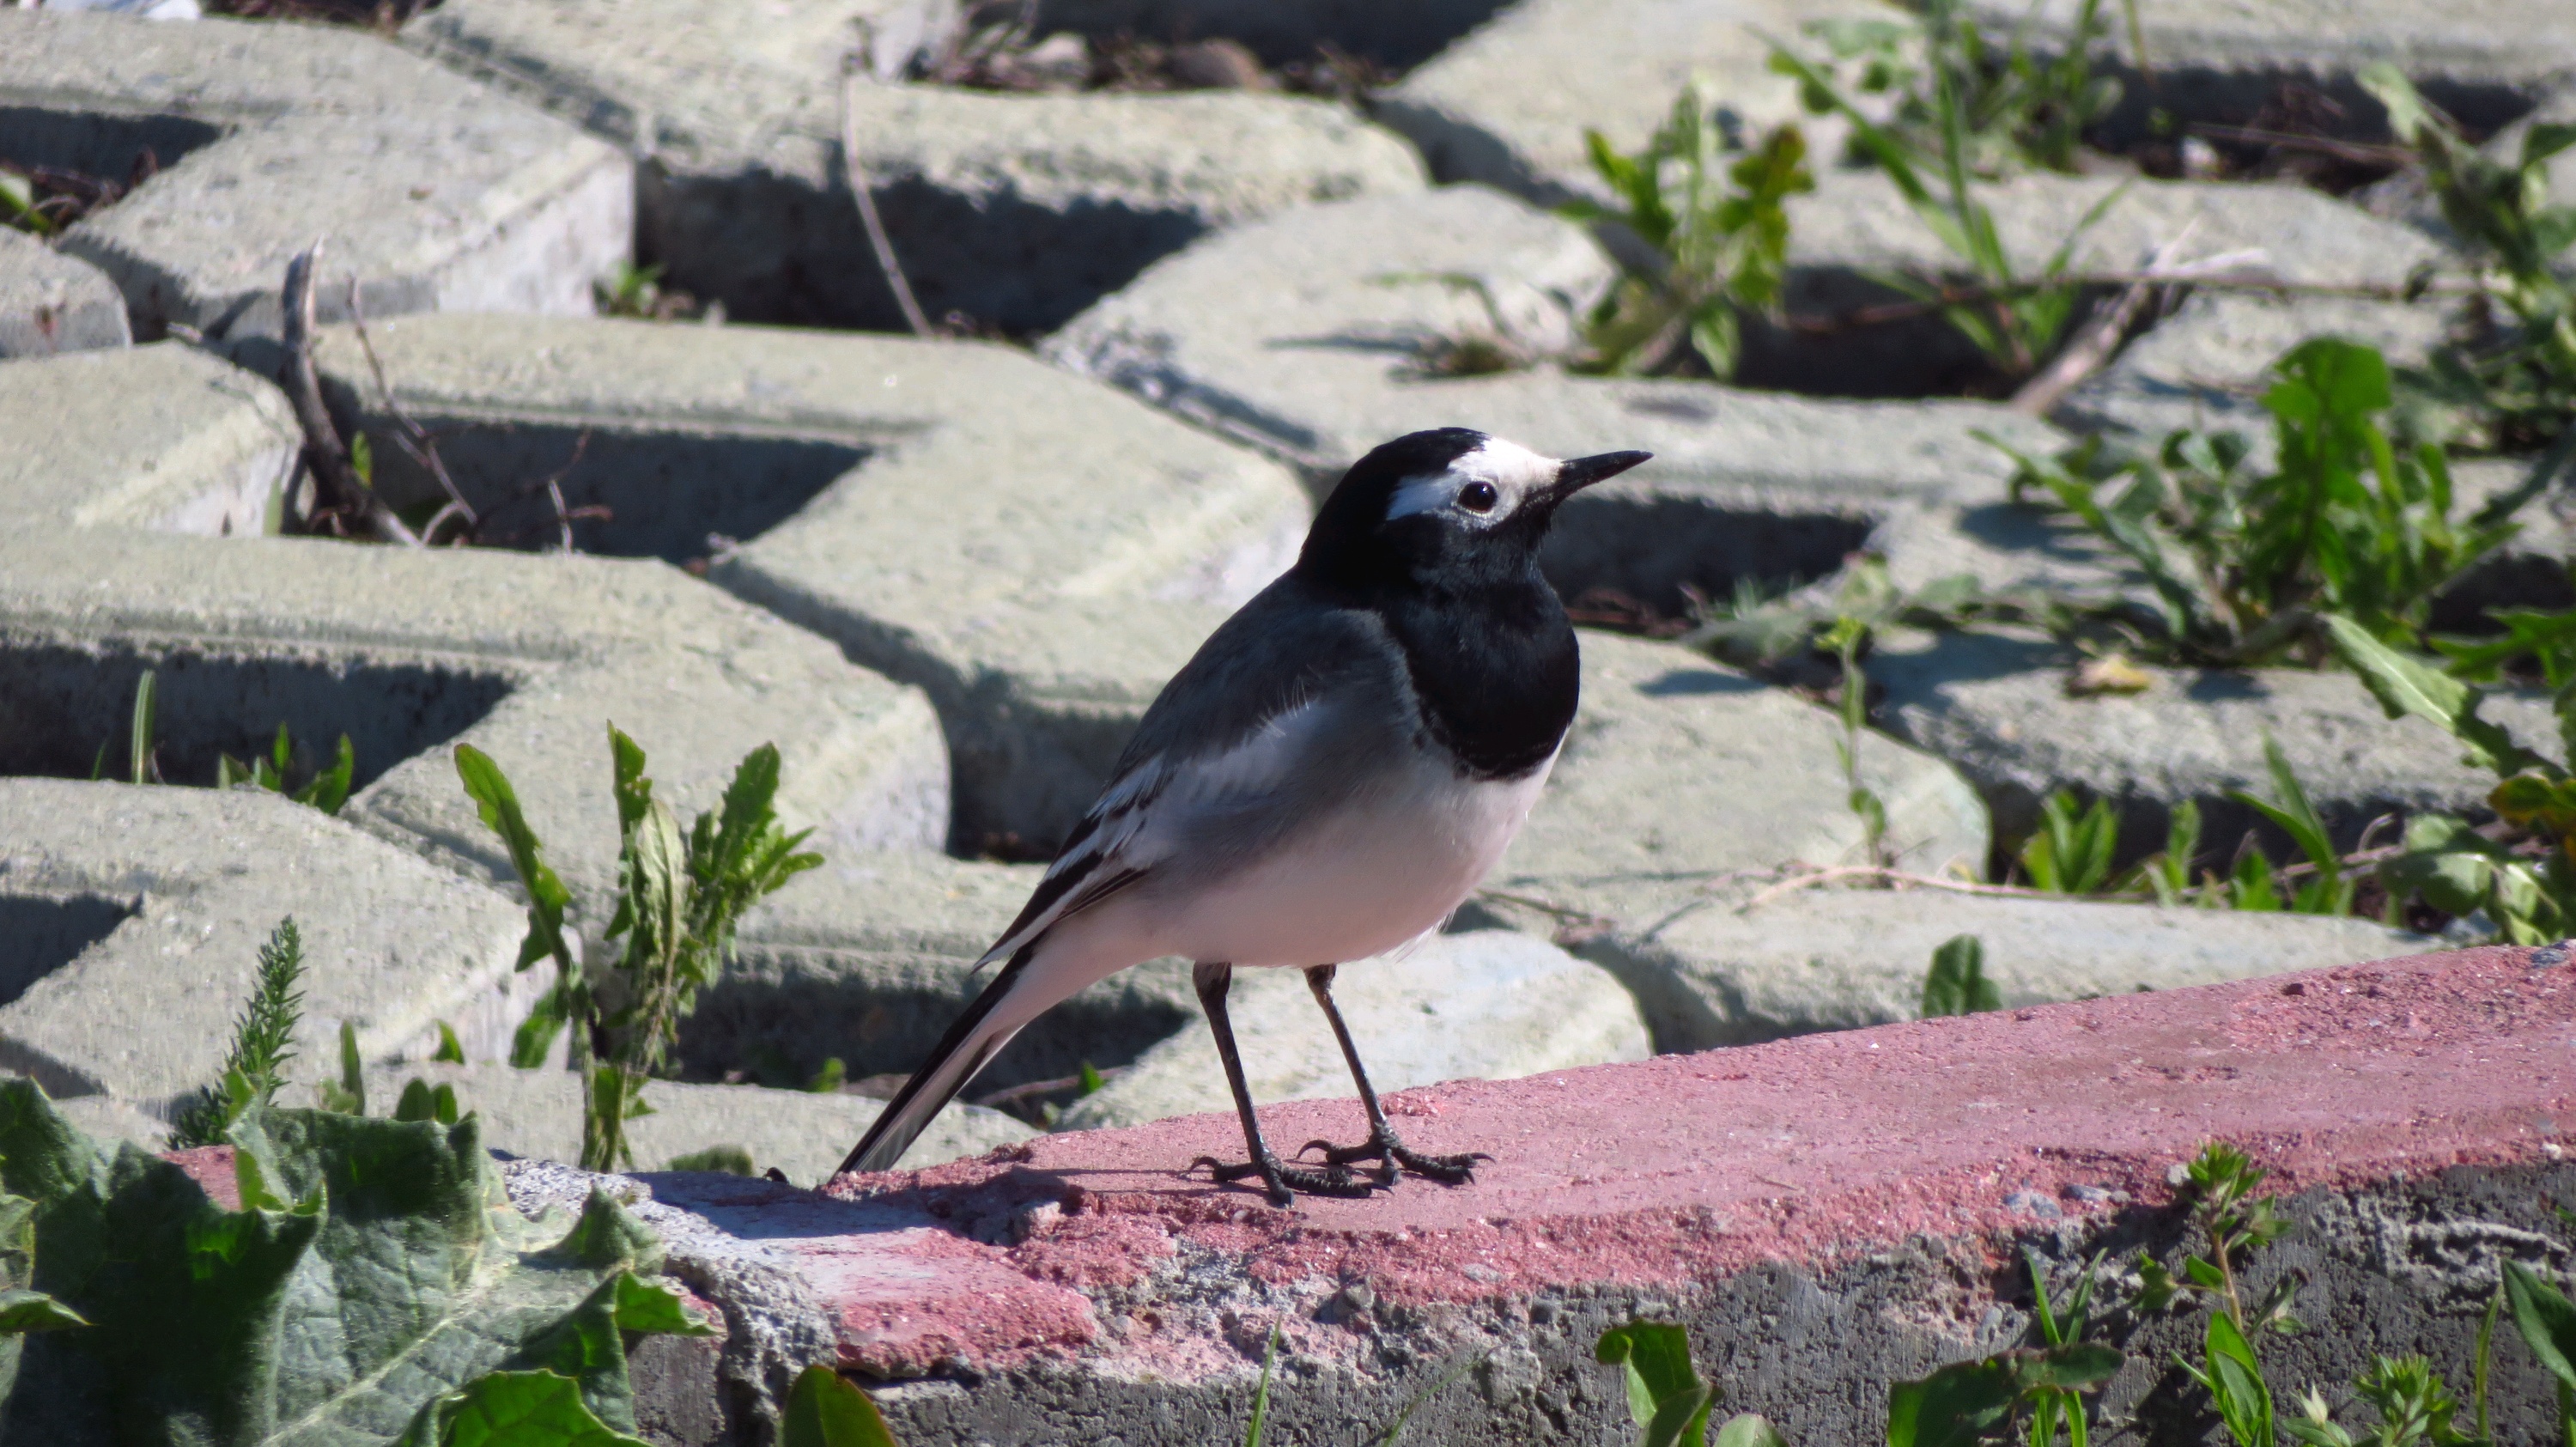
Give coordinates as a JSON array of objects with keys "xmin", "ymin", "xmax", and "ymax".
[
  {"xmin": 1184, "ymin": 961, "xmax": 1374, "ymax": 1206},
  {"xmin": 1295, "ymin": 964, "xmax": 1491, "ymax": 1184}
]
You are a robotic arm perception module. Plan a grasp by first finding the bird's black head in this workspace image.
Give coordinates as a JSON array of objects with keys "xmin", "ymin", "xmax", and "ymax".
[{"xmin": 1294, "ymin": 429, "xmax": 1651, "ymax": 597}]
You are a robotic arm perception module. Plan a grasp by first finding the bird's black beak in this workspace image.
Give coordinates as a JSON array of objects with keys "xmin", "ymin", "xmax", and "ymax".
[{"xmin": 1542, "ymin": 450, "xmax": 1651, "ymax": 505}]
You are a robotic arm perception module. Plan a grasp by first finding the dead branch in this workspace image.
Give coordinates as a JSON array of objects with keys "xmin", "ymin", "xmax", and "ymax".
[
  {"xmin": 839, "ymin": 52, "xmax": 934, "ymax": 337},
  {"xmin": 2009, "ymin": 225, "xmax": 2200, "ymax": 416},
  {"xmin": 1738, "ymin": 865, "xmax": 2046, "ymax": 913},
  {"xmin": 278, "ymin": 241, "xmax": 419, "ymax": 545},
  {"xmin": 345, "ymin": 278, "xmax": 476, "ymax": 544}
]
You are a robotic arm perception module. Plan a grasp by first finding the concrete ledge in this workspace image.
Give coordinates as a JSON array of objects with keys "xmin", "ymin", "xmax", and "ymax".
[
  {"xmin": 618, "ymin": 944, "xmax": 2569, "ymax": 1444},
  {"xmin": 0, "ymin": 9, "xmax": 630, "ymax": 341}
]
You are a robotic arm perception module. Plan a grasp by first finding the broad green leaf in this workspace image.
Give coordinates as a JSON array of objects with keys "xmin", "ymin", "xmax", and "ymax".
[
  {"xmin": 780, "ymin": 1364, "xmax": 900, "ymax": 1447},
  {"xmin": 1887, "ymin": 1358, "xmax": 2018, "ymax": 1447},
  {"xmin": 2324, "ymin": 615, "xmax": 2534, "ymax": 775},
  {"xmin": 1921, "ymin": 934, "xmax": 2002, "ymax": 1018},
  {"xmin": 398, "ymin": 1370, "xmax": 647, "ymax": 1447},
  {"xmin": 0, "ymin": 1287, "xmax": 87, "ymax": 1332},
  {"xmin": 2204, "ymin": 1310, "xmax": 2276, "ymax": 1447},
  {"xmin": 0, "ymin": 1079, "xmax": 697, "ymax": 1445},
  {"xmin": 2504, "ymin": 1261, "xmax": 2576, "ymax": 1393},
  {"xmin": 1712, "ymin": 1414, "xmax": 1789, "ymax": 1447},
  {"xmin": 1595, "ymin": 1318, "xmax": 1729, "ymax": 1444}
]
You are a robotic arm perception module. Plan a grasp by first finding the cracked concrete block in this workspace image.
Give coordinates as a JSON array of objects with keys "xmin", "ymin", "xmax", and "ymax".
[
  {"xmin": 1376, "ymin": 0, "xmax": 1873, "ymax": 203},
  {"xmin": 0, "ymin": 9, "xmax": 629, "ymax": 342},
  {"xmin": 1055, "ymin": 930, "xmax": 1650, "ymax": 1132},
  {"xmin": 1577, "ymin": 884, "xmax": 2415, "ymax": 1052},
  {"xmin": 0, "ymin": 779, "xmax": 533, "ymax": 1111},
  {"xmin": 1867, "ymin": 628, "xmax": 2560, "ymax": 857},
  {"xmin": 0, "ymin": 340, "xmax": 950, "ymax": 976},
  {"xmin": 598, "ymin": 945, "xmax": 2570, "ymax": 1444},
  {"xmin": 348, "ymin": 1061, "xmax": 1034, "ymax": 1184},
  {"xmin": 0, "ymin": 228, "xmax": 130, "ymax": 357},
  {"xmin": 1044, "ymin": 185, "xmax": 2060, "ymax": 614},
  {"xmin": 404, "ymin": 0, "xmax": 1424, "ymax": 334}
]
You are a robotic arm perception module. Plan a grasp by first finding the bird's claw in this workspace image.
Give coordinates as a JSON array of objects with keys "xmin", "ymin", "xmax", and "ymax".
[
  {"xmin": 1188, "ymin": 1152, "xmax": 1375, "ymax": 1207},
  {"xmin": 1295, "ymin": 1131, "xmax": 1491, "ymax": 1184}
]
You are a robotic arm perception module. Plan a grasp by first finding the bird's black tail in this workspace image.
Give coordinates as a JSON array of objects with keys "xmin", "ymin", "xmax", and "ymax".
[{"xmin": 836, "ymin": 944, "xmax": 1037, "ymax": 1177}]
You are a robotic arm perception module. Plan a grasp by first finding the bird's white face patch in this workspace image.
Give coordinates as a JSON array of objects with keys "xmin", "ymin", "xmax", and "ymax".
[{"xmin": 1382, "ymin": 436, "xmax": 1561, "ymax": 529}]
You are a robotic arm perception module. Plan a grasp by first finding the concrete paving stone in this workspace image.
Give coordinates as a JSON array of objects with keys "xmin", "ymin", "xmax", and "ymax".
[
  {"xmin": 342, "ymin": 1061, "xmax": 1034, "ymax": 1184},
  {"xmin": 1971, "ymin": 0, "xmax": 2576, "ymax": 145},
  {"xmin": 301, "ymin": 309, "xmax": 1313, "ymax": 855},
  {"xmin": 1577, "ymin": 882, "xmax": 2415, "ymax": 1052},
  {"xmin": 690, "ymin": 849, "xmax": 1203, "ymax": 1100},
  {"xmin": 595, "ymin": 945, "xmax": 2571, "ymax": 1444},
  {"xmin": 1054, "ymin": 930, "xmax": 1651, "ymax": 1132},
  {"xmin": 1375, "ymin": 0, "xmax": 1879, "ymax": 204},
  {"xmin": 0, "ymin": 228, "xmax": 131, "ymax": 357},
  {"xmin": 0, "ymin": 778, "xmax": 536, "ymax": 1112},
  {"xmin": 0, "ymin": 341, "xmax": 951, "ymax": 973},
  {"xmin": 0, "ymin": 9, "xmax": 629, "ymax": 342},
  {"xmin": 1745, "ymin": 167, "xmax": 2452, "ymax": 397},
  {"xmin": 2055, "ymin": 289, "xmax": 2453, "ymax": 442},
  {"xmin": 1867, "ymin": 626, "xmax": 2561, "ymax": 857},
  {"xmin": 1044, "ymin": 185, "xmax": 2063, "ymax": 612},
  {"xmin": 404, "ymin": 0, "xmax": 1425, "ymax": 334}
]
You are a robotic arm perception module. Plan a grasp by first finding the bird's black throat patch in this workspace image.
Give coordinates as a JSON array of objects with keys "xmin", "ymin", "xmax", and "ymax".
[{"xmin": 1376, "ymin": 568, "xmax": 1579, "ymax": 781}]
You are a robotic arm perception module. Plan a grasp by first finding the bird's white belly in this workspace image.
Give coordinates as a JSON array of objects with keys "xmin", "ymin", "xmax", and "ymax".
[{"xmin": 1150, "ymin": 752, "xmax": 1555, "ymax": 968}]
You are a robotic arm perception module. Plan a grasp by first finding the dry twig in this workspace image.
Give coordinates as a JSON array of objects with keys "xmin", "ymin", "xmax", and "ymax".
[
  {"xmin": 279, "ymin": 241, "xmax": 417, "ymax": 545},
  {"xmin": 345, "ymin": 278, "xmax": 477, "ymax": 544},
  {"xmin": 2009, "ymin": 225, "xmax": 2202, "ymax": 416},
  {"xmin": 839, "ymin": 52, "xmax": 934, "ymax": 337}
]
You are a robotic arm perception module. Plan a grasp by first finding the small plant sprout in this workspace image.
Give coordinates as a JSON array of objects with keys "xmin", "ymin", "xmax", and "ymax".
[
  {"xmin": 1920, "ymin": 934, "xmax": 2002, "ymax": 1018},
  {"xmin": 1822, "ymin": 614, "xmax": 1895, "ymax": 871},
  {"xmin": 1562, "ymin": 86, "xmax": 1814, "ymax": 380},
  {"xmin": 2020, "ymin": 792, "xmax": 2121, "ymax": 896},
  {"xmin": 2282, "ymin": 1354, "xmax": 2482, "ymax": 1447},
  {"xmin": 1595, "ymin": 1320, "xmax": 1785, "ymax": 1447},
  {"xmin": 217, "ymin": 722, "xmax": 355, "ymax": 816},
  {"xmin": 458, "ymin": 729, "xmax": 821, "ymax": 1171},
  {"xmin": 169, "ymin": 917, "xmax": 308, "ymax": 1149},
  {"xmin": 1243, "ymin": 1318, "xmax": 1282, "ymax": 1447}
]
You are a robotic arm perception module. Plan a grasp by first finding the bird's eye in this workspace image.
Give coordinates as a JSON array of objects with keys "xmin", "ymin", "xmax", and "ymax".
[{"xmin": 1458, "ymin": 481, "xmax": 1499, "ymax": 514}]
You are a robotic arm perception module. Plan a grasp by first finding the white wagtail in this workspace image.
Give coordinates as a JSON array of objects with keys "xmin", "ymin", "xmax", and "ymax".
[{"xmin": 838, "ymin": 429, "xmax": 1650, "ymax": 1204}]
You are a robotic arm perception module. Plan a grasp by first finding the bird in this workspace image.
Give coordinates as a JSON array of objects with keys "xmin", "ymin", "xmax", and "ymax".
[{"xmin": 836, "ymin": 429, "xmax": 1650, "ymax": 1205}]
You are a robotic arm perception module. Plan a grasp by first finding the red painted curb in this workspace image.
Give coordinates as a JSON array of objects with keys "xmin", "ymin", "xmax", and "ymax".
[{"xmin": 643, "ymin": 944, "xmax": 2571, "ymax": 1378}]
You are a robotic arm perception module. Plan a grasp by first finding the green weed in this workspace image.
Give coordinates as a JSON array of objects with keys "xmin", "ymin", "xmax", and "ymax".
[
  {"xmin": 1787, "ymin": 0, "xmax": 2129, "ymax": 179},
  {"xmin": 665, "ymin": 1146, "xmax": 758, "ymax": 1176},
  {"xmin": 1990, "ymin": 337, "xmax": 2530, "ymax": 667},
  {"xmin": 167, "ymin": 917, "xmax": 307, "ymax": 1149},
  {"xmin": 1562, "ymin": 88, "xmax": 1813, "ymax": 380},
  {"xmin": 2360, "ymin": 67, "xmax": 2576, "ymax": 453},
  {"xmin": 782, "ymin": 1362, "xmax": 902, "ymax": 1447},
  {"xmin": 458, "ymin": 729, "xmax": 820, "ymax": 1171},
  {"xmin": 1921, "ymin": 933, "xmax": 2002, "ymax": 1018},
  {"xmin": 216, "ymin": 722, "xmax": 355, "ymax": 816},
  {"xmin": 1771, "ymin": 23, "xmax": 2119, "ymax": 381},
  {"xmin": 1596, "ymin": 1320, "xmax": 1786, "ymax": 1447}
]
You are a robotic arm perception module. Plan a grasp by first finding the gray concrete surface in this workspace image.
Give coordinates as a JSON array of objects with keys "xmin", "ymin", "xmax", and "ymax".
[
  {"xmin": 1749, "ymin": 167, "xmax": 2451, "ymax": 398},
  {"xmin": 1971, "ymin": 0, "xmax": 2576, "ymax": 145},
  {"xmin": 405, "ymin": 0, "xmax": 1423, "ymax": 334},
  {"xmin": 0, "ymin": 9, "xmax": 629, "ymax": 342},
  {"xmin": 0, "ymin": 339, "xmax": 951, "ymax": 976},
  {"xmin": 1376, "ymin": 0, "xmax": 1874, "ymax": 204},
  {"xmin": 0, "ymin": 779, "xmax": 535, "ymax": 1110},
  {"xmin": 1055, "ymin": 930, "xmax": 1651, "ymax": 1131},
  {"xmin": 1044, "ymin": 184, "xmax": 2059, "ymax": 617},
  {"xmin": 299, "ymin": 310, "xmax": 1312, "ymax": 856},
  {"xmin": 1868, "ymin": 627, "xmax": 2561, "ymax": 856},
  {"xmin": 0, "ymin": 228, "xmax": 130, "ymax": 357},
  {"xmin": 1578, "ymin": 882, "xmax": 2420, "ymax": 1051},
  {"xmin": 345, "ymin": 1061, "xmax": 1033, "ymax": 1184}
]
